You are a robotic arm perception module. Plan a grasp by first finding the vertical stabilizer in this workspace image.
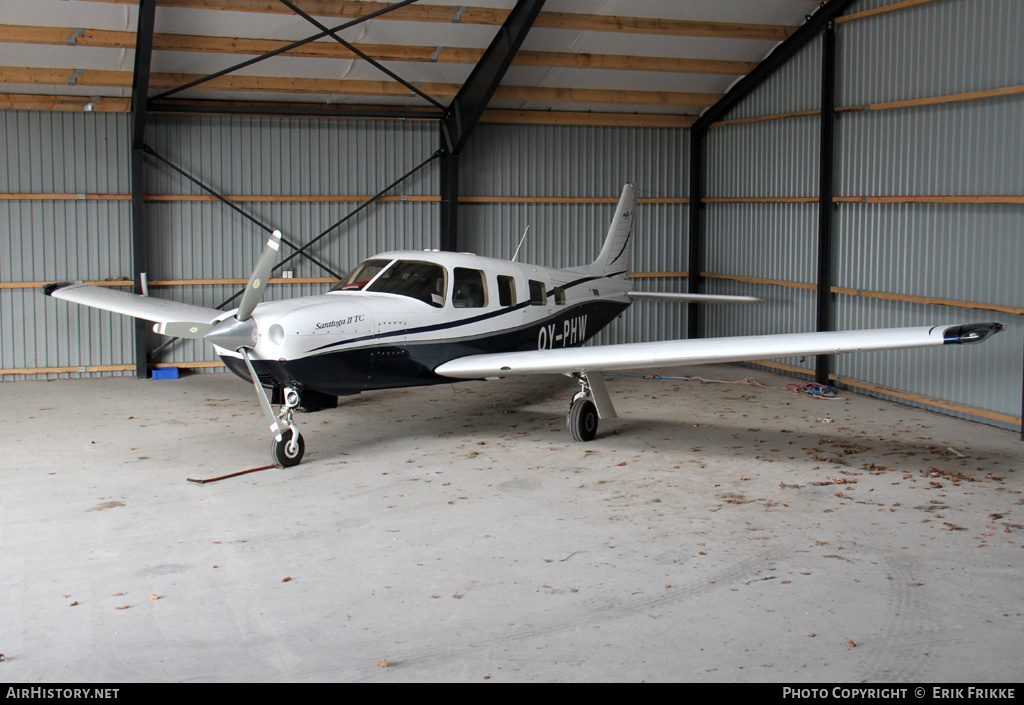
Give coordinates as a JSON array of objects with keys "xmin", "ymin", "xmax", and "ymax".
[{"xmin": 590, "ymin": 183, "xmax": 636, "ymax": 278}]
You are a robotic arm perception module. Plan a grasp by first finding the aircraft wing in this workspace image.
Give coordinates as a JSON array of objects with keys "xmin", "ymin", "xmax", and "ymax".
[
  {"xmin": 44, "ymin": 282, "xmax": 225, "ymax": 334},
  {"xmin": 627, "ymin": 291, "xmax": 763, "ymax": 304},
  {"xmin": 434, "ymin": 323, "xmax": 1003, "ymax": 379}
]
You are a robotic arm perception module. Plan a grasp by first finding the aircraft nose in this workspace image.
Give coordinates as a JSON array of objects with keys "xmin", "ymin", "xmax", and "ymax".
[
  {"xmin": 306, "ymin": 302, "xmax": 374, "ymax": 337},
  {"xmin": 250, "ymin": 299, "xmax": 375, "ymax": 356}
]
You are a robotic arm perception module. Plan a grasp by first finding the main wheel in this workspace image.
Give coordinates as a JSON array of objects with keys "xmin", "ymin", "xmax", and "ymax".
[
  {"xmin": 567, "ymin": 398, "xmax": 599, "ymax": 442},
  {"xmin": 271, "ymin": 429, "xmax": 305, "ymax": 467}
]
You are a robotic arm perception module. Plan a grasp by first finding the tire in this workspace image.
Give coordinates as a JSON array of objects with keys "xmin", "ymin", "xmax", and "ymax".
[
  {"xmin": 271, "ymin": 429, "xmax": 305, "ymax": 467},
  {"xmin": 567, "ymin": 398, "xmax": 599, "ymax": 442}
]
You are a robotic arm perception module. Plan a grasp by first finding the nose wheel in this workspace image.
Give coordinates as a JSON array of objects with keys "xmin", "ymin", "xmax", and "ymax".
[
  {"xmin": 272, "ymin": 427, "xmax": 305, "ymax": 467},
  {"xmin": 268, "ymin": 386, "xmax": 304, "ymax": 467}
]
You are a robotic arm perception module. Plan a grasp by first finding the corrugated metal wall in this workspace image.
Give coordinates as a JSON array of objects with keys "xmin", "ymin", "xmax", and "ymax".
[
  {"xmin": 458, "ymin": 123, "xmax": 688, "ymax": 344},
  {"xmin": 142, "ymin": 114, "xmax": 441, "ymax": 367},
  {"xmin": 702, "ymin": 41, "xmax": 821, "ymax": 371},
  {"xmin": 0, "ymin": 111, "xmax": 135, "ymax": 378},
  {"xmin": 0, "ymin": 113, "xmax": 441, "ymax": 377},
  {"xmin": 2, "ymin": 0, "xmax": 1020, "ymax": 433},
  {"xmin": 1, "ymin": 113, "xmax": 686, "ymax": 372},
  {"xmin": 703, "ymin": 0, "xmax": 1023, "ymax": 428}
]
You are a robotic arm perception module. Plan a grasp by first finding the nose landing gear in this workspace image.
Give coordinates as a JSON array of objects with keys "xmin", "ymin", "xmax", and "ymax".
[
  {"xmin": 270, "ymin": 387, "xmax": 304, "ymax": 467},
  {"xmin": 241, "ymin": 350, "xmax": 305, "ymax": 467}
]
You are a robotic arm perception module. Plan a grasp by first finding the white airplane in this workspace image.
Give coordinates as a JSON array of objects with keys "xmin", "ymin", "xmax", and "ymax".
[{"xmin": 45, "ymin": 184, "xmax": 1003, "ymax": 467}]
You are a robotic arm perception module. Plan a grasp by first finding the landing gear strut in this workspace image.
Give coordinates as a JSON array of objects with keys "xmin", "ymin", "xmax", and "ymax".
[
  {"xmin": 270, "ymin": 387, "xmax": 305, "ymax": 467},
  {"xmin": 241, "ymin": 350, "xmax": 305, "ymax": 467}
]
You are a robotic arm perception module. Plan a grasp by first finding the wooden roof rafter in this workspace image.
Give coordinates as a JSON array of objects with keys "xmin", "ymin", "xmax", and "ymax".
[
  {"xmin": 0, "ymin": 0, "xmax": 836, "ymax": 126},
  {"xmin": 77, "ymin": 0, "xmax": 798, "ymax": 41},
  {"xmin": 0, "ymin": 23, "xmax": 759, "ymax": 77},
  {"xmin": 0, "ymin": 65, "xmax": 721, "ymax": 108}
]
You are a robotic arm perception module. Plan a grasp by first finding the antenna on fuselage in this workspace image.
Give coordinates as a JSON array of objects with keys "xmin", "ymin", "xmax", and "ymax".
[{"xmin": 511, "ymin": 225, "xmax": 530, "ymax": 262}]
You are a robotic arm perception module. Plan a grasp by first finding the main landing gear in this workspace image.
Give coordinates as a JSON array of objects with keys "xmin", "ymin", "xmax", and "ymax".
[
  {"xmin": 568, "ymin": 395, "xmax": 599, "ymax": 442},
  {"xmin": 566, "ymin": 371, "xmax": 617, "ymax": 442}
]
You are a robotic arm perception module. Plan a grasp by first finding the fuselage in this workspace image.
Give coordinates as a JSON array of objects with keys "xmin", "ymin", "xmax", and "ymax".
[{"xmin": 216, "ymin": 250, "xmax": 632, "ymax": 396}]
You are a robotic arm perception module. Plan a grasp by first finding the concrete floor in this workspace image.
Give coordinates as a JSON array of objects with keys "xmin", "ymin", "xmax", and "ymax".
[{"xmin": 1, "ymin": 365, "xmax": 1022, "ymax": 683}]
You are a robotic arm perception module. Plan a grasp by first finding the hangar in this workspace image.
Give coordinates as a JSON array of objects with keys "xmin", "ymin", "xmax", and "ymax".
[{"xmin": 1, "ymin": 0, "xmax": 1021, "ymax": 683}]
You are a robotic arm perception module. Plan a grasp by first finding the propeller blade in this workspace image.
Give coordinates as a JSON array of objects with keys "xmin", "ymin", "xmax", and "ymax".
[
  {"xmin": 236, "ymin": 229, "xmax": 282, "ymax": 322},
  {"xmin": 154, "ymin": 321, "xmax": 215, "ymax": 339}
]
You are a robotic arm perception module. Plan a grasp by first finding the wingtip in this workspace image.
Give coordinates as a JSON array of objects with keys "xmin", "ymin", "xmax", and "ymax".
[
  {"xmin": 41, "ymin": 281, "xmax": 76, "ymax": 297},
  {"xmin": 942, "ymin": 322, "xmax": 1005, "ymax": 344}
]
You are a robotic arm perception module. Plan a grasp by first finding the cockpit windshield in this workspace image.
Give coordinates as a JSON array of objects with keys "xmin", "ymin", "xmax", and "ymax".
[
  {"xmin": 365, "ymin": 260, "xmax": 446, "ymax": 307},
  {"xmin": 330, "ymin": 258, "xmax": 446, "ymax": 307},
  {"xmin": 330, "ymin": 259, "xmax": 391, "ymax": 292}
]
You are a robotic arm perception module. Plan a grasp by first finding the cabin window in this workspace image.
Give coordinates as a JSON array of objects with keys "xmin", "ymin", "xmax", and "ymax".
[
  {"xmin": 553, "ymin": 287, "xmax": 566, "ymax": 305},
  {"xmin": 529, "ymin": 280, "xmax": 547, "ymax": 305},
  {"xmin": 366, "ymin": 260, "xmax": 446, "ymax": 307},
  {"xmin": 497, "ymin": 275, "xmax": 516, "ymax": 307},
  {"xmin": 453, "ymin": 268, "xmax": 487, "ymax": 308},
  {"xmin": 331, "ymin": 258, "xmax": 390, "ymax": 291}
]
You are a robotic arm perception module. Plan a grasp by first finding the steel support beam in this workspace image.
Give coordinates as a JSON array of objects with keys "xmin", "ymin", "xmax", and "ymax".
[
  {"xmin": 439, "ymin": 148, "xmax": 460, "ymax": 252},
  {"xmin": 686, "ymin": 134, "xmax": 704, "ymax": 340},
  {"xmin": 280, "ymin": 0, "xmax": 446, "ymax": 111},
  {"xmin": 439, "ymin": 0, "xmax": 546, "ymax": 251},
  {"xmin": 690, "ymin": 0, "xmax": 859, "ymax": 135},
  {"xmin": 130, "ymin": 0, "xmax": 157, "ymax": 379},
  {"xmin": 815, "ymin": 22, "xmax": 838, "ymax": 385},
  {"xmin": 686, "ymin": 0, "xmax": 859, "ymax": 340},
  {"xmin": 150, "ymin": 0, "xmax": 424, "ymax": 103}
]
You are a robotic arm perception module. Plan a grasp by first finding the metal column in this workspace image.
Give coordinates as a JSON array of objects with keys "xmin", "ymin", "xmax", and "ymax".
[
  {"xmin": 686, "ymin": 0, "xmax": 859, "ymax": 341},
  {"xmin": 130, "ymin": 0, "xmax": 156, "ymax": 379},
  {"xmin": 439, "ymin": 148, "xmax": 460, "ymax": 253},
  {"xmin": 815, "ymin": 22, "xmax": 838, "ymax": 385},
  {"xmin": 686, "ymin": 134, "xmax": 704, "ymax": 340},
  {"xmin": 439, "ymin": 0, "xmax": 546, "ymax": 251}
]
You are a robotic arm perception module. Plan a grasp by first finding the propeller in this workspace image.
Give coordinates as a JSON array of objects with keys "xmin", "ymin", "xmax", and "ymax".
[
  {"xmin": 202, "ymin": 229, "xmax": 282, "ymax": 351},
  {"xmin": 150, "ymin": 229, "xmax": 283, "ymax": 348},
  {"xmin": 195, "ymin": 228, "xmax": 302, "ymax": 463},
  {"xmin": 146, "ymin": 228, "xmax": 304, "ymax": 463}
]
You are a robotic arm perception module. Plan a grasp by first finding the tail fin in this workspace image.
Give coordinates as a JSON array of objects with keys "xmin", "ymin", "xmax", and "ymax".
[{"xmin": 590, "ymin": 183, "xmax": 636, "ymax": 278}]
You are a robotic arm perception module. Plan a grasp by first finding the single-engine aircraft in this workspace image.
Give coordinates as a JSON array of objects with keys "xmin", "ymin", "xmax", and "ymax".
[{"xmin": 45, "ymin": 184, "xmax": 1004, "ymax": 467}]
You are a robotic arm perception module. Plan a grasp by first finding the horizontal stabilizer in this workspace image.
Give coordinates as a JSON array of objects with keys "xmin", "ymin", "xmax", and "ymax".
[
  {"xmin": 435, "ymin": 323, "xmax": 1003, "ymax": 379},
  {"xmin": 44, "ymin": 282, "xmax": 224, "ymax": 328},
  {"xmin": 628, "ymin": 292, "xmax": 763, "ymax": 304}
]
